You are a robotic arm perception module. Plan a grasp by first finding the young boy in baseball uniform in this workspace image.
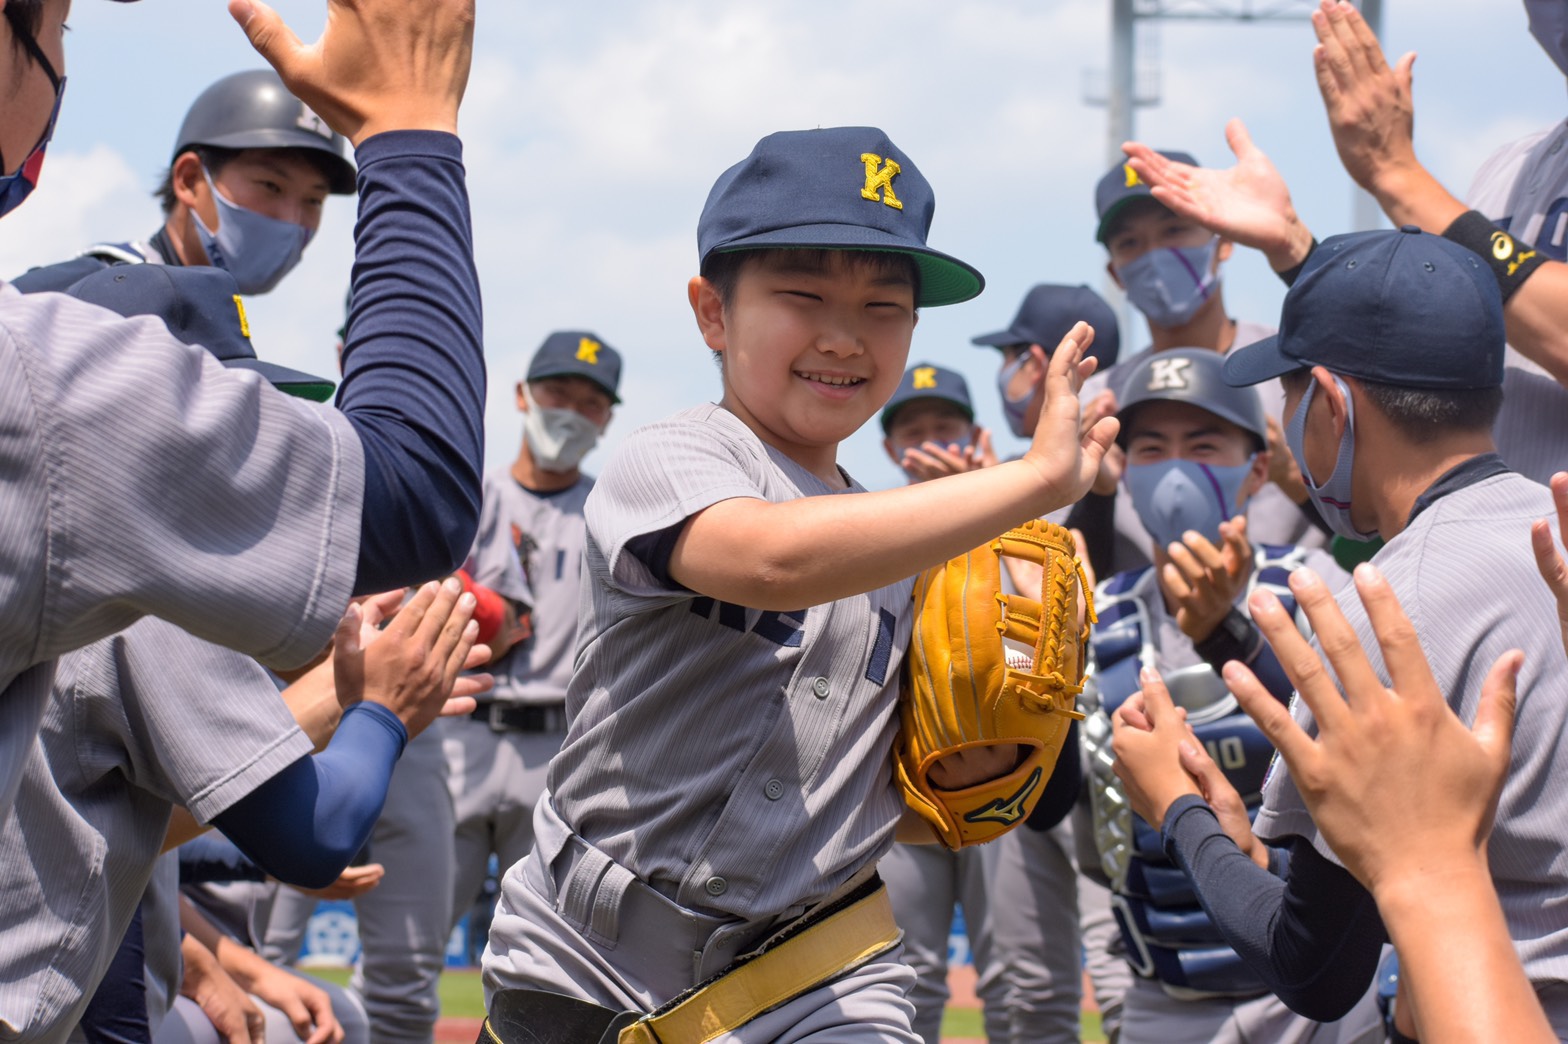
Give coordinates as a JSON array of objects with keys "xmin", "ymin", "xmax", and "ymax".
[{"xmin": 479, "ymin": 126, "xmax": 1119, "ymax": 1042}]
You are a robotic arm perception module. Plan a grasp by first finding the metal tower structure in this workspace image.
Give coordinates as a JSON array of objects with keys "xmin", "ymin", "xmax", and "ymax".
[{"xmin": 1085, "ymin": 0, "xmax": 1384, "ymax": 231}]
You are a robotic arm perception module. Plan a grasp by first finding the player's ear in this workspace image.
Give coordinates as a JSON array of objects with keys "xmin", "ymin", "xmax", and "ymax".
[
  {"xmin": 1240, "ymin": 450, "xmax": 1270, "ymax": 505},
  {"xmin": 515, "ymin": 381, "xmax": 530, "ymax": 414},
  {"xmin": 1318, "ymin": 368, "xmax": 1351, "ymax": 441},
  {"xmin": 1215, "ymin": 238, "xmax": 1234, "ymax": 267},
  {"xmin": 883, "ymin": 437, "xmax": 900, "ymax": 467},
  {"xmin": 170, "ymin": 151, "xmax": 209, "ymax": 218},
  {"xmin": 689, "ymin": 276, "xmax": 728, "ymax": 353},
  {"xmin": 1105, "ymin": 259, "xmax": 1124, "ymax": 290}
]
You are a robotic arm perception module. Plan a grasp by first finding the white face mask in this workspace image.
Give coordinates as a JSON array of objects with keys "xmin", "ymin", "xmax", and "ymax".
[{"xmin": 522, "ymin": 383, "xmax": 603, "ymax": 472}]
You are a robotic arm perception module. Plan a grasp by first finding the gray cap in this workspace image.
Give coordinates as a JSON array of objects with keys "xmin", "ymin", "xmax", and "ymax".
[
  {"xmin": 1116, "ymin": 347, "xmax": 1267, "ymax": 450},
  {"xmin": 173, "ymin": 70, "xmax": 356, "ymax": 195}
]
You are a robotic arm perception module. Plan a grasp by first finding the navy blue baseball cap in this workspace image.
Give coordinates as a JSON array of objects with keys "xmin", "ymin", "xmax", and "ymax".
[
  {"xmin": 880, "ymin": 362, "xmax": 974, "ymax": 433},
  {"xmin": 697, "ymin": 127, "xmax": 984, "ymax": 308},
  {"xmin": 1222, "ymin": 227, "xmax": 1505, "ymax": 390},
  {"xmin": 1117, "ymin": 348, "xmax": 1267, "ymax": 450},
  {"xmin": 526, "ymin": 330, "xmax": 623, "ymax": 404},
  {"xmin": 63, "ymin": 264, "xmax": 336, "ymax": 401},
  {"xmin": 1094, "ymin": 151, "xmax": 1198, "ymax": 243},
  {"xmin": 970, "ymin": 283, "xmax": 1120, "ymax": 366}
]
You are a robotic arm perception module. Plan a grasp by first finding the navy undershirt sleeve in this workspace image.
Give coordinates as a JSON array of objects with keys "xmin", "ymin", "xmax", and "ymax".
[
  {"xmin": 1161, "ymin": 795, "xmax": 1385, "ymax": 1021},
  {"xmin": 338, "ymin": 131, "xmax": 486, "ymax": 593},
  {"xmin": 211, "ymin": 703, "xmax": 407, "ymax": 890},
  {"xmin": 1025, "ymin": 719, "xmax": 1082, "ymax": 831}
]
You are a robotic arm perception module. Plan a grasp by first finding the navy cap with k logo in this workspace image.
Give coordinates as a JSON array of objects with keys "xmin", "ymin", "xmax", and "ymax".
[
  {"xmin": 697, "ymin": 127, "xmax": 984, "ymax": 307},
  {"xmin": 526, "ymin": 330, "xmax": 624, "ymax": 403},
  {"xmin": 880, "ymin": 362, "xmax": 975, "ymax": 433},
  {"xmin": 1094, "ymin": 151, "xmax": 1198, "ymax": 243}
]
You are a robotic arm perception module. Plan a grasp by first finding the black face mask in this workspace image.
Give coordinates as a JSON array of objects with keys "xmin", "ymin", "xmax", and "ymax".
[{"xmin": 0, "ymin": 9, "xmax": 66, "ymax": 217}]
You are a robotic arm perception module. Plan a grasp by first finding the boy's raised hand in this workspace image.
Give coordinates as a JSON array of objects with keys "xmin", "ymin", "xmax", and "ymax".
[
  {"xmin": 1021, "ymin": 322, "xmax": 1120, "ymax": 514},
  {"xmin": 230, "ymin": 0, "xmax": 474, "ymax": 146}
]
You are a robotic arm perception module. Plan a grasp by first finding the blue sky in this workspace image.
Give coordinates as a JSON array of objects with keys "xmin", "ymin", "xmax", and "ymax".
[{"xmin": 7, "ymin": 0, "xmax": 1564, "ymax": 490}]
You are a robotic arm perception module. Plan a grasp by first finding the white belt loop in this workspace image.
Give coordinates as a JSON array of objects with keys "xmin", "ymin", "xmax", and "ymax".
[
  {"xmin": 560, "ymin": 846, "xmax": 612, "ymax": 936},
  {"xmin": 589, "ymin": 862, "xmax": 637, "ymax": 946}
]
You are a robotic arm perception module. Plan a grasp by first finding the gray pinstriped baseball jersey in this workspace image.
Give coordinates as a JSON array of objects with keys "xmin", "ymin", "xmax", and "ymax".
[
  {"xmin": 1467, "ymin": 118, "xmax": 1568, "ymax": 486},
  {"xmin": 1254, "ymin": 473, "xmax": 1568, "ymax": 1028},
  {"xmin": 537, "ymin": 403, "xmax": 913, "ymax": 922},
  {"xmin": 0, "ymin": 618, "xmax": 312, "ymax": 1044},
  {"xmin": 0, "ymin": 284, "xmax": 363, "ymax": 814},
  {"xmin": 466, "ymin": 468, "xmax": 593, "ymax": 704}
]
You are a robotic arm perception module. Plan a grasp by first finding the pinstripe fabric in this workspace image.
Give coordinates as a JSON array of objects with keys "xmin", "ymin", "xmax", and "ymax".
[
  {"xmin": 0, "ymin": 283, "xmax": 363, "ymax": 812},
  {"xmin": 541, "ymin": 404, "xmax": 913, "ymax": 921},
  {"xmin": 1255, "ymin": 473, "xmax": 1568, "ymax": 1020},
  {"xmin": 1466, "ymin": 119, "xmax": 1568, "ymax": 486},
  {"xmin": 466, "ymin": 469, "xmax": 592, "ymax": 705},
  {"xmin": 0, "ymin": 618, "xmax": 311, "ymax": 1043}
]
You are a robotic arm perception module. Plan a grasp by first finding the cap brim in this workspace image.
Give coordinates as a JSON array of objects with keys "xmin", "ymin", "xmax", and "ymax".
[
  {"xmin": 970, "ymin": 328, "xmax": 1024, "ymax": 347},
  {"xmin": 528, "ymin": 367, "xmax": 622, "ymax": 405},
  {"xmin": 225, "ymin": 358, "xmax": 337, "ymax": 402},
  {"xmin": 1095, "ymin": 198, "xmax": 1143, "ymax": 243},
  {"xmin": 712, "ymin": 223, "xmax": 984, "ymax": 307},
  {"xmin": 1220, "ymin": 335, "xmax": 1300, "ymax": 387}
]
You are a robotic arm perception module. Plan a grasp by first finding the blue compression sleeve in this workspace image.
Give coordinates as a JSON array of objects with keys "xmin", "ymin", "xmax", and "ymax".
[
  {"xmin": 1026, "ymin": 719, "xmax": 1082, "ymax": 831},
  {"xmin": 1161, "ymin": 795, "xmax": 1386, "ymax": 1021},
  {"xmin": 211, "ymin": 703, "xmax": 407, "ymax": 889},
  {"xmin": 338, "ymin": 131, "xmax": 486, "ymax": 593}
]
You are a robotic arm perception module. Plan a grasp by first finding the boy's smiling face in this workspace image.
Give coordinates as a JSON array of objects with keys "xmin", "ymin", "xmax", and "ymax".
[{"xmin": 690, "ymin": 250, "xmax": 918, "ymax": 481}]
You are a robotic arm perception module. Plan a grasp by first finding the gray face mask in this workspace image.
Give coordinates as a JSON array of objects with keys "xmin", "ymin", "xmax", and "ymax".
[
  {"xmin": 195, "ymin": 169, "xmax": 312, "ymax": 295},
  {"xmin": 1116, "ymin": 239, "xmax": 1221, "ymax": 328},
  {"xmin": 1527, "ymin": 0, "xmax": 1568, "ymax": 78},
  {"xmin": 522, "ymin": 384, "xmax": 603, "ymax": 472}
]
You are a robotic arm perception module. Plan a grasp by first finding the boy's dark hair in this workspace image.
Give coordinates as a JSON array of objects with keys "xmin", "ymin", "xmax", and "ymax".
[
  {"xmin": 154, "ymin": 147, "xmax": 241, "ymax": 215},
  {"xmin": 1357, "ymin": 378, "xmax": 1504, "ymax": 440},
  {"xmin": 4, "ymin": 1, "xmax": 43, "ymax": 42},
  {"xmin": 700, "ymin": 248, "xmax": 922, "ymax": 310}
]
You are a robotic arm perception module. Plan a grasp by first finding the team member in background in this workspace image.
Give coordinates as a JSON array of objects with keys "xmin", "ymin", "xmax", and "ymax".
[
  {"xmin": 876, "ymin": 363, "xmax": 1008, "ymax": 1044},
  {"xmin": 1086, "ymin": 154, "xmax": 1326, "ymax": 576},
  {"xmin": 13, "ymin": 68, "xmax": 355, "ymax": 294},
  {"xmin": 973, "ymin": 282, "xmax": 1124, "ymax": 1043},
  {"xmin": 1077, "ymin": 347, "xmax": 1372, "ymax": 1043},
  {"xmin": 1122, "ymin": 0, "xmax": 1568, "ymax": 486},
  {"xmin": 443, "ymin": 329, "xmax": 623, "ymax": 941}
]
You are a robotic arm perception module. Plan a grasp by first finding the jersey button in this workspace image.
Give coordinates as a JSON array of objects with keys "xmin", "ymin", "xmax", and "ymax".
[
  {"xmin": 764, "ymin": 779, "xmax": 785, "ymax": 800},
  {"xmin": 811, "ymin": 677, "xmax": 831, "ymax": 699},
  {"xmin": 705, "ymin": 876, "xmax": 728, "ymax": 896}
]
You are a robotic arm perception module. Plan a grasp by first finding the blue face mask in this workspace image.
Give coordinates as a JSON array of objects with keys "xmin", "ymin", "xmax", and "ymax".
[
  {"xmin": 997, "ymin": 354, "xmax": 1033, "ymax": 437},
  {"xmin": 0, "ymin": 20, "xmax": 65, "ymax": 220},
  {"xmin": 1285, "ymin": 377, "xmax": 1378, "ymax": 542},
  {"xmin": 1116, "ymin": 239, "xmax": 1221, "ymax": 328},
  {"xmin": 195, "ymin": 170, "xmax": 313, "ymax": 295},
  {"xmin": 1123, "ymin": 457, "xmax": 1255, "ymax": 551}
]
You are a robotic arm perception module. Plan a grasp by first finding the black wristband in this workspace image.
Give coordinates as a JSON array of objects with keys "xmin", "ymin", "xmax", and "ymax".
[
  {"xmin": 1192, "ymin": 606, "xmax": 1264, "ymax": 668},
  {"xmin": 1275, "ymin": 238, "xmax": 1319, "ymax": 288},
  {"xmin": 1441, "ymin": 209, "xmax": 1546, "ymax": 302}
]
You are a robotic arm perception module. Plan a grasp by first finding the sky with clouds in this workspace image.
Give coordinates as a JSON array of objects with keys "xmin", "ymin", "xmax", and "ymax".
[{"xmin": 7, "ymin": 0, "xmax": 1564, "ymax": 490}]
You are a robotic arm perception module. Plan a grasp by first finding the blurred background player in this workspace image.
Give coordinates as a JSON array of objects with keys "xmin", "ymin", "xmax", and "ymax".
[
  {"xmin": 13, "ymin": 68, "xmax": 355, "ymax": 295},
  {"xmin": 875, "ymin": 362, "xmax": 1008, "ymax": 1044},
  {"xmin": 1083, "ymin": 155, "xmax": 1327, "ymax": 578},
  {"xmin": 1076, "ymin": 347, "xmax": 1374, "ymax": 1043},
  {"xmin": 442, "ymin": 330, "xmax": 623, "ymax": 948},
  {"xmin": 973, "ymin": 283, "xmax": 1124, "ymax": 1043}
]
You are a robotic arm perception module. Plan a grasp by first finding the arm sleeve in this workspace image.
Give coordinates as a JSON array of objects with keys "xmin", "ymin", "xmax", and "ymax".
[
  {"xmin": 1025, "ymin": 719, "xmax": 1082, "ymax": 831},
  {"xmin": 337, "ymin": 131, "xmax": 486, "ymax": 593},
  {"xmin": 1161, "ymin": 795, "xmax": 1386, "ymax": 1021},
  {"xmin": 210, "ymin": 703, "xmax": 407, "ymax": 890}
]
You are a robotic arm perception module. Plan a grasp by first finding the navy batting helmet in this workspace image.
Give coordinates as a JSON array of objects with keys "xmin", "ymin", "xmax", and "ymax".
[
  {"xmin": 1116, "ymin": 347, "xmax": 1267, "ymax": 451},
  {"xmin": 173, "ymin": 70, "xmax": 356, "ymax": 195}
]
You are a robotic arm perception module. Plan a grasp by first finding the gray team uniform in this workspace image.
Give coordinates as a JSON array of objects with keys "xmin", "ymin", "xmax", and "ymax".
[
  {"xmin": 0, "ymin": 283, "xmax": 364, "ymax": 816},
  {"xmin": 0, "ymin": 619, "xmax": 324, "ymax": 1044},
  {"xmin": 1466, "ymin": 118, "xmax": 1568, "ymax": 484},
  {"xmin": 1065, "ymin": 321, "xmax": 1326, "ymax": 576},
  {"xmin": 482, "ymin": 404, "xmax": 920, "ymax": 1040},
  {"xmin": 445, "ymin": 468, "xmax": 590, "ymax": 923},
  {"xmin": 1256, "ymin": 470, "xmax": 1568, "ymax": 1037},
  {"xmin": 1079, "ymin": 545, "xmax": 1382, "ymax": 1044}
]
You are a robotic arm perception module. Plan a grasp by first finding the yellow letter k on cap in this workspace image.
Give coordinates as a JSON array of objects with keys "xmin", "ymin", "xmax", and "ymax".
[
  {"xmin": 912, "ymin": 366, "xmax": 937, "ymax": 390},
  {"xmin": 576, "ymin": 337, "xmax": 601, "ymax": 365},
  {"xmin": 1123, "ymin": 164, "xmax": 1141, "ymax": 188},
  {"xmin": 861, "ymin": 153, "xmax": 904, "ymax": 210}
]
